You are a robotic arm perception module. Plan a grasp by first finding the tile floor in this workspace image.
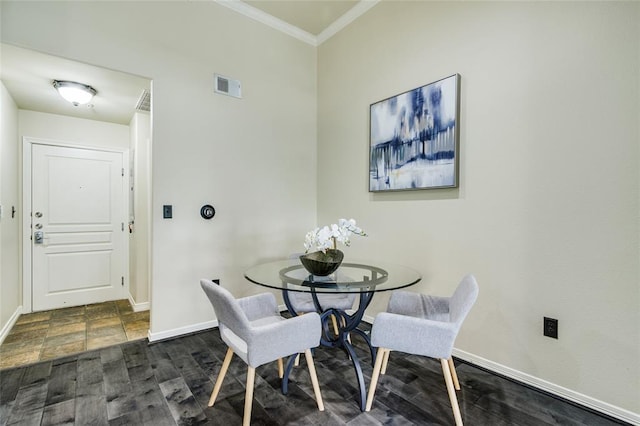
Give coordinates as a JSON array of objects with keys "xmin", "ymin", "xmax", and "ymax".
[{"xmin": 0, "ymin": 299, "xmax": 149, "ymax": 370}]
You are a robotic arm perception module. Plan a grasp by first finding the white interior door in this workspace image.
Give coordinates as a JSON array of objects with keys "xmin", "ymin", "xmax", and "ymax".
[{"xmin": 31, "ymin": 143, "xmax": 126, "ymax": 311}]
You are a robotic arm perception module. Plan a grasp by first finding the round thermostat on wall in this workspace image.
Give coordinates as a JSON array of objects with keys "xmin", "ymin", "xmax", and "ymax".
[{"xmin": 200, "ymin": 204, "xmax": 216, "ymax": 220}]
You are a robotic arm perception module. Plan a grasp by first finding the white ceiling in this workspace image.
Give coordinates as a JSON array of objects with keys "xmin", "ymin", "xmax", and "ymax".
[
  {"xmin": 1, "ymin": 43, "xmax": 151, "ymax": 125},
  {"xmin": 0, "ymin": 1, "xmax": 366, "ymax": 125},
  {"xmin": 246, "ymin": 0, "xmax": 359, "ymax": 35}
]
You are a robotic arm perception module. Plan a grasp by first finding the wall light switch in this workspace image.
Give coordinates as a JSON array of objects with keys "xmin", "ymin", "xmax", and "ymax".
[{"xmin": 163, "ymin": 205, "xmax": 172, "ymax": 219}]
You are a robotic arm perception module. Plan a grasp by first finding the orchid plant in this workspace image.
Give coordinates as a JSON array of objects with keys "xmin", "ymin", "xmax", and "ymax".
[{"xmin": 304, "ymin": 218, "xmax": 367, "ymax": 253}]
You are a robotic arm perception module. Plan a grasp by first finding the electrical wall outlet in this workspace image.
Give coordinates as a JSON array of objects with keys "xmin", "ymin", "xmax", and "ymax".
[{"xmin": 544, "ymin": 317, "xmax": 558, "ymax": 339}]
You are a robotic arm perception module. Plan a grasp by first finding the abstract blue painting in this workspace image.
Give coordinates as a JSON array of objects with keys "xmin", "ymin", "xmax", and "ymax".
[{"xmin": 369, "ymin": 74, "xmax": 460, "ymax": 191}]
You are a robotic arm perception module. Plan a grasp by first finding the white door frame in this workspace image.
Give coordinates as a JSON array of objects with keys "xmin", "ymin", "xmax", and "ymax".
[{"xmin": 22, "ymin": 136, "xmax": 130, "ymax": 313}]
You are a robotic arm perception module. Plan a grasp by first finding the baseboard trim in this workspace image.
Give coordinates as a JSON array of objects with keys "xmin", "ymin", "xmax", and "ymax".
[
  {"xmin": 0, "ymin": 306, "xmax": 23, "ymax": 345},
  {"xmin": 148, "ymin": 319, "xmax": 218, "ymax": 343},
  {"xmin": 127, "ymin": 294, "xmax": 150, "ymax": 312},
  {"xmin": 452, "ymin": 349, "xmax": 639, "ymax": 425}
]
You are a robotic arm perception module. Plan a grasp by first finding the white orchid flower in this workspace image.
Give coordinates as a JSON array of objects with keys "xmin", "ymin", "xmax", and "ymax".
[{"xmin": 303, "ymin": 218, "xmax": 367, "ymax": 253}]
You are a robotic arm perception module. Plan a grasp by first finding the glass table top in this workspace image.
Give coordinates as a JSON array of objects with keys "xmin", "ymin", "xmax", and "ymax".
[{"xmin": 244, "ymin": 259, "xmax": 422, "ymax": 294}]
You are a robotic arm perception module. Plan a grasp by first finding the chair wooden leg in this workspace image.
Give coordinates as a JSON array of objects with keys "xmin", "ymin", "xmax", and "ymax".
[
  {"xmin": 448, "ymin": 357, "xmax": 460, "ymax": 390},
  {"xmin": 330, "ymin": 314, "xmax": 340, "ymax": 336},
  {"xmin": 304, "ymin": 349, "xmax": 325, "ymax": 411},
  {"xmin": 243, "ymin": 366, "xmax": 256, "ymax": 426},
  {"xmin": 381, "ymin": 349, "xmax": 390, "ymax": 375},
  {"xmin": 209, "ymin": 347, "xmax": 233, "ymax": 407},
  {"xmin": 365, "ymin": 348, "xmax": 388, "ymax": 411},
  {"xmin": 277, "ymin": 358, "xmax": 284, "ymax": 379},
  {"xmin": 441, "ymin": 358, "xmax": 463, "ymax": 426}
]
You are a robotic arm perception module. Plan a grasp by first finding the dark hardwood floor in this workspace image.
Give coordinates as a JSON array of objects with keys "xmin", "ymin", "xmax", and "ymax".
[{"xmin": 0, "ymin": 324, "xmax": 629, "ymax": 425}]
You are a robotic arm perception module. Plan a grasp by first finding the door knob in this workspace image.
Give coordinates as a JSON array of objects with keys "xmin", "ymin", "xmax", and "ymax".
[
  {"xmin": 35, "ymin": 212, "xmax": 43, "ymax": 218},
  {"xmin": 35, "ymin": 223, "xmax": 43, "ymax": 229}
]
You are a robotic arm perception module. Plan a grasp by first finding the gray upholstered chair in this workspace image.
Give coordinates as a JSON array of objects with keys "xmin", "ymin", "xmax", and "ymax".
[
  {"xmin": 365, "ymin": 274, "xmax": 479, "ymax": 426},
  {"xmin": 287, "ymin": 291, "xmax": 356, "ymax": 334},
  {"xmin": 287, "ymin": 253, "xmax": 357, "ymax": 335},
  {"xmin": 287, "ymin": 291, "xmax": 356, "ymax": 315},
  {"xmin": 200, "ymin": 279, "xmax": 324, "ymax": 426}
]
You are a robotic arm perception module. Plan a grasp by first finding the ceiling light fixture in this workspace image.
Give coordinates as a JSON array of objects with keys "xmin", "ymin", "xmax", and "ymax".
[{"xmin": 52, "ymin": 80, "xmax": 97, "ymax": 106}]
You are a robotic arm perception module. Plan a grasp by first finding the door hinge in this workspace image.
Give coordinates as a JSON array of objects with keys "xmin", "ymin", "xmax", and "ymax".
[
  {"xmin": 122, "ymin": 168, "xmax": 125, "ymax": 177},
  {"xmin": 121, "ymin": 277, "xmax": 124, "ymax": 286},
  {"xmin": 122, "ymin": 222, "xmax": 124, "ymax": 231}
]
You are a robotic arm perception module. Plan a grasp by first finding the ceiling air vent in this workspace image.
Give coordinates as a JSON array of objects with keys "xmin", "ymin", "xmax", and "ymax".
[
  {"xmin": 135, "ymin": 89, "xmax": 151, "ymax": 112},
  {"xmin": 214, "ymin": 74, "xmax": 242, "ymax": 99}
]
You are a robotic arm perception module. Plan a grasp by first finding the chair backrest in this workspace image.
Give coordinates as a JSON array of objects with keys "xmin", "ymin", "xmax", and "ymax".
[
  {"xmin": 200, "ymin": 279, "xmax": 251, "ymax": 338},
  {"xmin": 448, "ymin": 274, "xmax": 479, "ymax": 327}
]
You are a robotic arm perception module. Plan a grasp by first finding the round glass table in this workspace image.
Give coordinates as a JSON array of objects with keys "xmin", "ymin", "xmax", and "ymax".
[{"xmin": 244, "ymin": 258, "xmax": 422, "ymax": 411}]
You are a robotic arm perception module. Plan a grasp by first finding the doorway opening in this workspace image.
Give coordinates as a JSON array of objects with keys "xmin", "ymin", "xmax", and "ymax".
[{"xmin": 0, "ymin": 44, "xmax": 153, "ymax": 348}]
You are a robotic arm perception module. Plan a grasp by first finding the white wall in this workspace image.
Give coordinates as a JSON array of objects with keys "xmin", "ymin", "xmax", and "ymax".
[
  {"xmin": 1, "ymin": 1, "xmax": 318, "ymax": 337},
  {"xmin": 0, "ymin": 81, "xmax": 20, "ymax": 337},
  {"xmin": 317, "ymin": 1, "xmax": 639, "ymax": 416},
  {"xmin": 129, "ymin": 111, "xmax": 151, "ymax": 308},
  {"xmin": 19, "ymin": 110, "xmax": 129, "ymax": 149}
]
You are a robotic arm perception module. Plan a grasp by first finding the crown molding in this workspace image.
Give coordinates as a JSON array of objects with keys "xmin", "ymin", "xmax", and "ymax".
[
  {"xmin": 214, "ymin": 0, "xmax": 318, "ymax": 46},
  {"xmin": 213, "ymin": 0, "xmax": 380, "ymax": 47},
  {"xmin": 317, "ymin": 0, "xmax": 380, "ymax": 45}
]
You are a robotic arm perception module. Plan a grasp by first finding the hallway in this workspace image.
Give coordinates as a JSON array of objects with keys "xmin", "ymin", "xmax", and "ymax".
[{"xmin": 0, "ymin": 300, "xmax": 149, "ymax": 370}]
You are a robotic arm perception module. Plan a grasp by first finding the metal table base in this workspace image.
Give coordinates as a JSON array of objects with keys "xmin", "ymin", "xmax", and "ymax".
[{"xmin": 281, "ymin": 291, "xmax": 377, "ymax": 411}]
